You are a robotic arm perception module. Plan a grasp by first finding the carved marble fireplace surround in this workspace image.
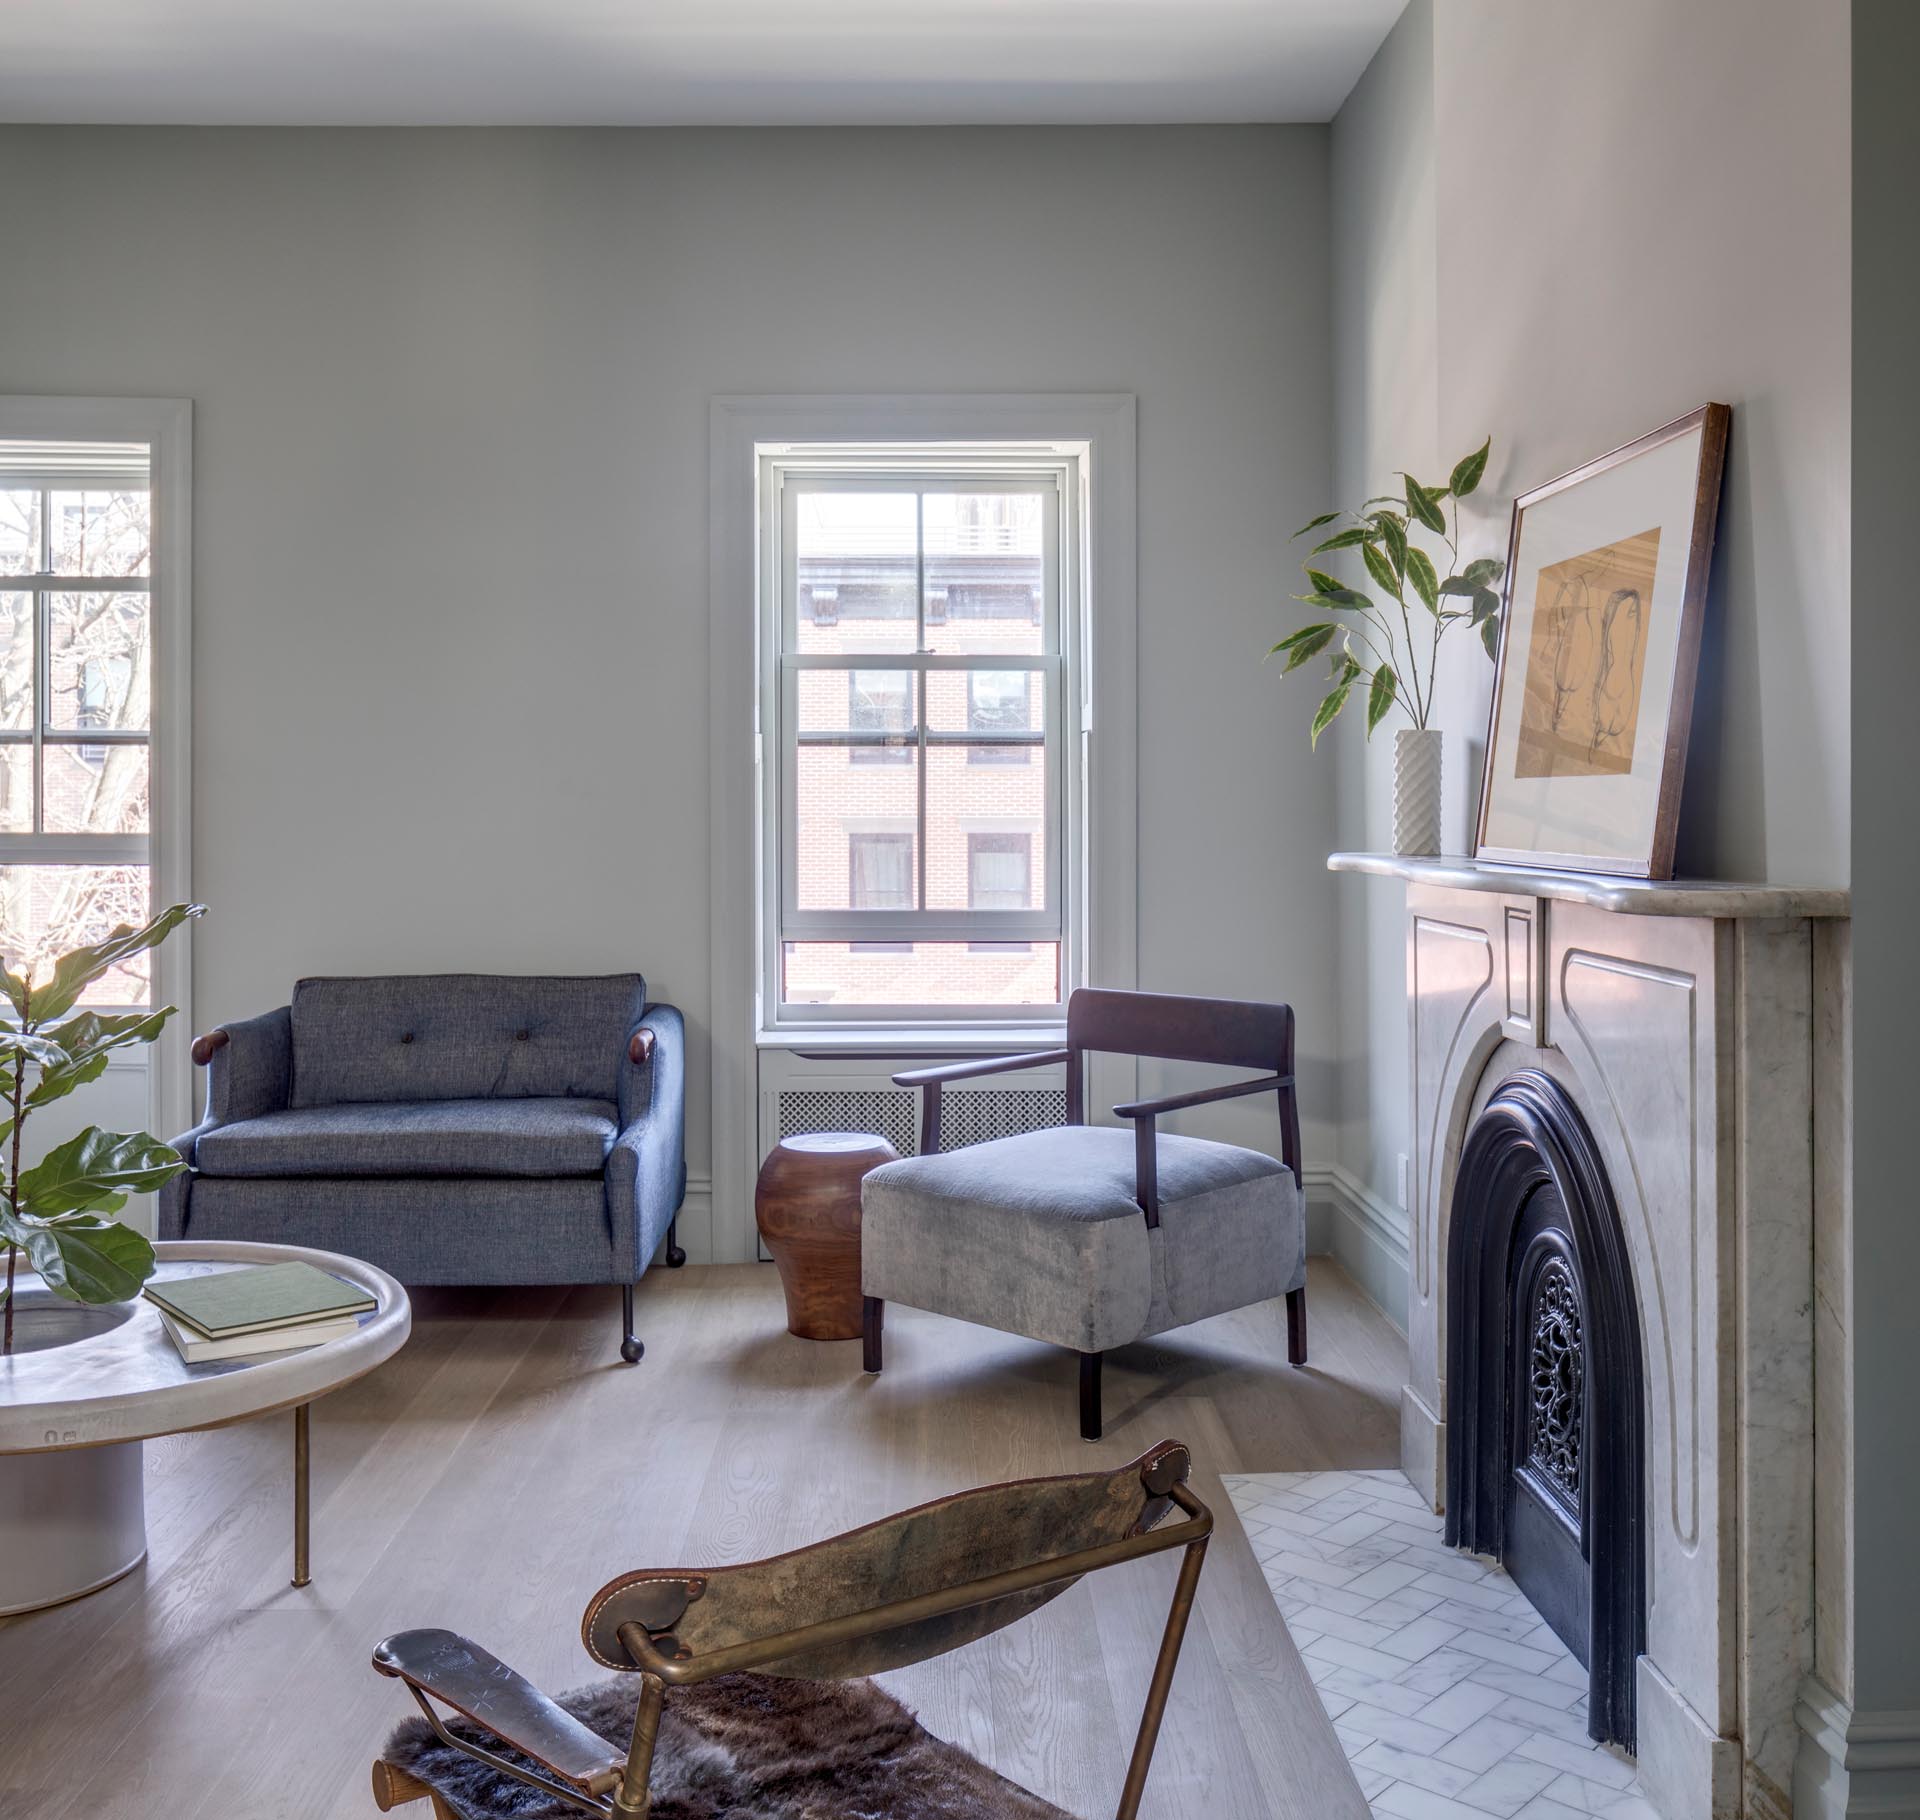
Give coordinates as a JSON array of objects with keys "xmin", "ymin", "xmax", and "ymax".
[{"xmin": 1330, "ymin": 854, "xmax": 1850, "ymax": 1820}]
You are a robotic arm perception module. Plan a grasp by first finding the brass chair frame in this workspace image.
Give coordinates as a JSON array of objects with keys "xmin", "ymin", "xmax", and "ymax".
[{"xmin": 373, "ymin": 1441, "xmax": 1213, "ymax": 1820}]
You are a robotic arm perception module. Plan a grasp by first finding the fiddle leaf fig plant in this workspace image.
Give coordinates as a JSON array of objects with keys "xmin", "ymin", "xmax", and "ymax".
[
  {"xmin": 0, "ymin": 901, "xmax": 205, "ymax": 1354},
  {"xmin": 1274, "ymin": 437, "xmax": 1506, "ymax": 746}
]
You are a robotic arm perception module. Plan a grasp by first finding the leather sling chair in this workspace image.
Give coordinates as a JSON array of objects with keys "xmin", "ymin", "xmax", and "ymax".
[{"xmin": 370, "ymin": 1440, "xmax": 1211, "ymax": 1820}]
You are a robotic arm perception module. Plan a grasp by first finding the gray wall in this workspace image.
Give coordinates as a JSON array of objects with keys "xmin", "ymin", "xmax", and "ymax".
[
  {"xmin": 0, "ymin": 125, "xmax": 1337, "ymax": 1202},
  {"xmin": 1327, "ymin": 0, "xmax": 1438, "ymax": 1318},
  {"xmin": 1850, "ymin": 0, "xmax": 1919, "ymax": 1728},
  {"xmin": 1329, "ymin": 0, "xmax": 1852, "ymax": 1313}
]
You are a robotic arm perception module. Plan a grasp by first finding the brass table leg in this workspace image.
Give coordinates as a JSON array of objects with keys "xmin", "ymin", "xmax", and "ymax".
[{"xmin": 292, "ymin": 1402, "xmax": 311, "ymax": 1588}]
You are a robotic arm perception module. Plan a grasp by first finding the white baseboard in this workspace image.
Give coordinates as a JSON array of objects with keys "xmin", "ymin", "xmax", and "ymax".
[
  {"xmin": 1305, "ymin": 1162, "xmax": 1410, "ymax": 1336},
  {"xmin": 658, "ymin": 1173, "xmax": 715, "ymax": 1267},
  {"xmin": 1797, "ymin": 1677, "xmax": 1920, "ymax": 1819}
]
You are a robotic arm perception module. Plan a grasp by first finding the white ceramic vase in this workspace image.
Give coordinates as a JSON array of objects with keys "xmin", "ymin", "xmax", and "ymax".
[{"xmin": 1393, "ymin": 727, "xmax": 1443, "ymax": 858}]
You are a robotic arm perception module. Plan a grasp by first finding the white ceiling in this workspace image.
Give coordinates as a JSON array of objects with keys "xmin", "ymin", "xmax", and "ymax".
[{"xmin": 0, "ymin": 1, "xmax": 1406, "ymax": 127}]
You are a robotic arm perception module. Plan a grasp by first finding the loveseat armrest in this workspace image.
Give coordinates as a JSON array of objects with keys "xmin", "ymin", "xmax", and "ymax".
[
  {"xmin": 192, "ymin": 1005, "xmax": 293, "ymax": 1128},
  {"xmin": 608, "ymin": 1003, "xmax": 686, "ymax": 1276},
  {"xmin": 169, "ymin": 1007, "xmax": 293, "ymax": 1176}
]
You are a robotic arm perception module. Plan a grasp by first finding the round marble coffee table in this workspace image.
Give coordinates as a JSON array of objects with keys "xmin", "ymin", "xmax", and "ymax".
[{"xmin": 0, "ymin": 1239, "xmax": 410, "ymax": 1615}]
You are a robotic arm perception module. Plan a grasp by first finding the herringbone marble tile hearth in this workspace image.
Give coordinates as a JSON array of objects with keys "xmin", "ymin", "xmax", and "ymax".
[{"xmin": 1225, "ymin": 1470, "xmax": 1657, "ymax": 1820}]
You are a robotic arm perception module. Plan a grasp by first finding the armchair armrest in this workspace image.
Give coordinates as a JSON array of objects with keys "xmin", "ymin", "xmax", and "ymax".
[
  {"xmin": 372, "ymin": 1628, "xmax": 622, "ymax": 1800},
  {"xmin": 892, "ymin": 1048, "xmax": 1071, "ymax": 1155},
  {"xmin": 1112, "ymin": 1073, "xmax": 1296, "ymax": 1229},
  {"xmin": 1110, "ymin": 1073, "xmax": 1294, "ymax": 1121}
]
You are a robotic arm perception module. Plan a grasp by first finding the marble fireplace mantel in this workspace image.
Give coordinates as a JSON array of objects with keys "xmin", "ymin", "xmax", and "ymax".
[
  {"xmin": 1331, "ymin": 850, "xmax": 1850, "ymax": 1820},
  {"xmin": 1328, "ymin": 850, "xmax": 1851, "ymax": 921}
]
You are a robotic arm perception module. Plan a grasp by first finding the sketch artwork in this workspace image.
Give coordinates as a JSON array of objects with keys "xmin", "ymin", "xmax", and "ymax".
[{"xmin": 1514, "ymin": 526, "xmax": 1661, "ymax": 778}]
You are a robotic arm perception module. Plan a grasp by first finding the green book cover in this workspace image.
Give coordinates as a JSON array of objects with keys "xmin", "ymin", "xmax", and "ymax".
[{"xmin": 144, "ymin": 1261, "xmax": 374, "ymax": 1339}]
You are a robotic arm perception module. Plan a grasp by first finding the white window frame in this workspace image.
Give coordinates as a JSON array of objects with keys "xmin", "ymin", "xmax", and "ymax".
[
  {"xmin": 759, "ymin": 454, "xmax": 1083, "ymax": 1025},
  {"xmin": 708, "ymin": 395, "xmax": 1137, "ymax": 1265},
  {"xmin": 0, "ymin": 396, "xmax": 193, "ymax": 1142}
]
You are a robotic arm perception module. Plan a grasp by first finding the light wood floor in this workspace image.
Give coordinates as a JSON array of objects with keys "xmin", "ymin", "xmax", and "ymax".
[{"xmin": 0, "ymin": 1257, "xmax": 1404, "ymax": 1820}]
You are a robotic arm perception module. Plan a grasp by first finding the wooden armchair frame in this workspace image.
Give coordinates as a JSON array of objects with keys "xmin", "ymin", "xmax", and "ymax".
[
  {"xmin": 372, "ymin": 1441, "xmax": 1211, "ymax": 1820},
  {"xmin": 872, "ymin": 987, "xmax": 1306, "ymax": 1438}
]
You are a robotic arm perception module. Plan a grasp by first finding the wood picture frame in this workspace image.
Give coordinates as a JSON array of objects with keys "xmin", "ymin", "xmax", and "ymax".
[{"xmin": 1475, "ymin": 403, "xmax": 1730, "ymax": 879}]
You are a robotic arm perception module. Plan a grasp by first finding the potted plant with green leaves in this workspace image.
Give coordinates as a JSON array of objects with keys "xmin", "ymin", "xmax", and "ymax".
[
  {"xmin": 1273, "ymin": 437, "xmax": 1505, "ymax": 856},
  {"xmin": 0, "ymin": 901, "xmax": 203, "ymax": 1358}
]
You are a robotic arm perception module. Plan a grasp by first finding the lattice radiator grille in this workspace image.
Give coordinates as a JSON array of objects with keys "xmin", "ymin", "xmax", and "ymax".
[{"xmin": 775, "ymin": 1086, "xmax": 1068, "ymax": 1155}]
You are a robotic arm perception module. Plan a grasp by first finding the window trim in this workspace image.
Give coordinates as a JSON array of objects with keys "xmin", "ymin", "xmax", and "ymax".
[
  {"xmin": 760, "ymin": 455, "xmax": 1080, "ymax": 1022},
  {"xmin": 0, "ymin": 396, "xmax": 193, "ymax": 1143}
]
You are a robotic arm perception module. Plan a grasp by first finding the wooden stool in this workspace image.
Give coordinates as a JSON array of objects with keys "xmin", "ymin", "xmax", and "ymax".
[{"xmin": 755, "ymin": 1131, "xmax": 898, "ymax": 1340}]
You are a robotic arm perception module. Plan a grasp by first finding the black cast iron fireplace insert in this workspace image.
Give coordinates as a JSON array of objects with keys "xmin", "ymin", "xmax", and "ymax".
[{"xmin": 1444, "ymin": 1069, "xmax": 1645, "ymax": 1751}]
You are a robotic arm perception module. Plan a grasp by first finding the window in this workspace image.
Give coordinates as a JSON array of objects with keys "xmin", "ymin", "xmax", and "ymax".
[
  {"xmin": 967, "ymin": 832, "xmax": 1031, "ymax": 908},
  {"xmin": 0, "ymin": 444, "xmax": 155, "ymax": 1004},
  {"xmin": 967, "ymin": 670, "xmax": 1032, "ymax": 764},
  {"xmin": 848, "ymin": 669, "xmax": 912, "ymax": 765},
  {"xmin": 848, "ymin": 831, "xmax": 914, "ymax": 909},
  {"xmin": 762, "ymin": 451, "xmax": 1081, "ymax": 1022}
]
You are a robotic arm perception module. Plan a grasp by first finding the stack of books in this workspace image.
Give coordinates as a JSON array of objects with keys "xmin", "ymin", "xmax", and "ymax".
[{"xmin": 144, "ymin": 1261, "xmax": 376, "ymax": 1364}]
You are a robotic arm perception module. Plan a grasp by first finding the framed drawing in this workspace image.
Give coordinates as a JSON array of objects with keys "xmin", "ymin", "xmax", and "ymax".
[{"xmin": 1475, "ymin": 403, "xmax": 1730, "ymax": 879}]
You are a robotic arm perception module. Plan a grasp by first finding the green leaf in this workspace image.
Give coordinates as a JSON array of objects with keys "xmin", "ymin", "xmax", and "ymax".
[
  {"xmin": 0, "ymin": 1029, "xmax": 68, "ymax": 1069},
  {"xmin": 24, "ymin": 1008, "xmax": 175, "ymax": 1110},
  {"xmin": 29, "ymin": 903, "xmax": 204, "ymax": 1025},
  {"xmin": 1269, "ymin": 623, "xmax": 1338, "ymax": 673},
  {"xmin": 1404, "ymin": 475, "xmax": 1447, "ymax": 535},
  {"xmin": 1, "ymin": 1211, "xmax": 154, "ymax": 1305},
  {"xmin": 1376, "ymin": 513, "xmax": 1408, "ymax": 578},
  {"xmin": 1470, "ymin": 587, "xmax": 1502, "ymax": 624},
  {"xmin": 1290, "ymin": 587, "xmax": 1373, "ymax": 611},
  {"xmin": 1292, "ymin": 511, "xmax": 1340, "ymax": 539},
  {"xmin": 1304, "ymin": 567, "xmax": 1346, "ymax": 595},
  {"xmin": 1366, "ymin": 665, "xmax": 1398, "ymax": 735},
  {"xmin": 17, "ymin": 1127, "xmax": 187, "ymax": 1218},
  {"xmin": 1311, "ymin": 526, "xmax": 1373, "ymax": 554},
  {"xmin": 1481, "ymin": 614, "xmax": 1502, "ymax": 660},
  {"xmin": 0, "ymin": 967, "xmax": 26, "ymax": 1019},
  {"xmin": 1310, "ymin": 680, "xmax": 1354, "ymax": 748},
  {"xmin": 1438, "ymin": 575, "xmax": 1479, "ymax": 597},
  {"xmin": 1462, "ymin": 556, "xmax": 1505, "ymax": 587},
  {"xmin": 1405, "ymin": 546, "xmax": 1440, "ymax": 612},
  {"xmin": 1362, "ymin": 541, "xmax": 1400, "ymax": 596},
  {"xmin": 1449, "ymin": 437, "xmax": 1491, "ymax": 498}
]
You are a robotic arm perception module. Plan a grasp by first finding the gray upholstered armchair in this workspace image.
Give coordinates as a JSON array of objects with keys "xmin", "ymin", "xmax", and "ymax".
[
  {"xmin": 159, "ymin": 974, "xmax": 686, "ymax": 1361},
  {"xmin": 860, "ymin": 987, "xmax": 1306, "ymax": 1440}
]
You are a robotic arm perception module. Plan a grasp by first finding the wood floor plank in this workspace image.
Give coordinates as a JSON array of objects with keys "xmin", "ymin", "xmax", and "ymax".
[{"xmin": 0, "ymin": 1256, "xmax": 1401, "ymax": 1820}]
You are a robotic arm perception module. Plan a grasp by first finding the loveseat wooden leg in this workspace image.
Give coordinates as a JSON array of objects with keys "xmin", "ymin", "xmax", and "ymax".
[
  {"xmin": 862, "ymin": 1296, "xmax": 884, "ymax": 1373},
  {"xmin": 620, "ymin": 1284, "xmax": 644, "ymax": 1364},
  {"xmin": 1080, "ymin": 1351, "xmax": 1103, "ymax": 1442},
  {"xmin": 1286, "ymin": 1286, "xmax": 1307, "ymax": 1366}
]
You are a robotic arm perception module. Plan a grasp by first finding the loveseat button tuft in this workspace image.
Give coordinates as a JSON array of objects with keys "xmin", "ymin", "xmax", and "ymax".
[
  {"xmin": 516, "ymin": 1029, "xmax": 530, "ymax": 1041},
  {"xmin": 400, "ymin": 1032, "xmax": 414, "ymax": 1044}
]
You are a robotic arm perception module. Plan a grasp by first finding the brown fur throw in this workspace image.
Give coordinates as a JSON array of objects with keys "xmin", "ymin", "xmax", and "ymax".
[{"xmin": 382, "ymin": 1670, "xmax": 1077, "ymax": 1819}]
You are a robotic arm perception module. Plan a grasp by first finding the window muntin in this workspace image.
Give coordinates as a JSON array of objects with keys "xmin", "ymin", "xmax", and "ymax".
[
  {"xmin": 0, "ymin": 457, "xmax": 154, "ymax": 1004},
  {"xmin": 766, "ymin": 461, "xmax": 1076, "ymax": 1022}
]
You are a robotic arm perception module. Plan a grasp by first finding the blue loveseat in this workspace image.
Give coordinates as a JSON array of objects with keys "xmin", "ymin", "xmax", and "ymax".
[{"xmin": 159, "ymin": 974, "xmax": 686, "ymax": 1361}]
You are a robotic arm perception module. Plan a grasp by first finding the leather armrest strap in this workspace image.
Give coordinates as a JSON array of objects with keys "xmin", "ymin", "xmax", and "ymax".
[{"xmin": 371, "ymin": 1629, "xmax": 622, "ymax": 1796}]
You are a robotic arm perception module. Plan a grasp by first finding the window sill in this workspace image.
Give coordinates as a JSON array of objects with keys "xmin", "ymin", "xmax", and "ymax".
[{"xmin": 756, "ymin": 1021, "xmax": 1066, "ymax": 1054}]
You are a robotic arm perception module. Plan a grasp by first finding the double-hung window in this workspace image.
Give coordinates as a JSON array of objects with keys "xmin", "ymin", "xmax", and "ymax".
[
  {"xmin": 763, "ymin": 453, "xmax": 1082, "ymax": 1023},
  {"xmin": 0, "ymin": 443, "xmax": 154, "ymax": 1003}
]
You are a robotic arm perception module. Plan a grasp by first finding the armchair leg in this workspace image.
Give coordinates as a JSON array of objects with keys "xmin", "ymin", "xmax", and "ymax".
[
  {"xmin": 1286, "ymin": 1286, "xmax": 1307, "ymax": 1366},
  {"xmin": 1080, "ymin": 1350, "xmax": 1103, "ymax": 1442},
  {"xmin": 862, "ymin": 1296, "xmax": 884, "ymax": 1374},
  {"xmin": 665, "ymin": 1218, "xmax": 686, "ymax": 1269},
  {"xmin": 620, "ymin": 1284, "xmax": 644, "ymax": 1364}
]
